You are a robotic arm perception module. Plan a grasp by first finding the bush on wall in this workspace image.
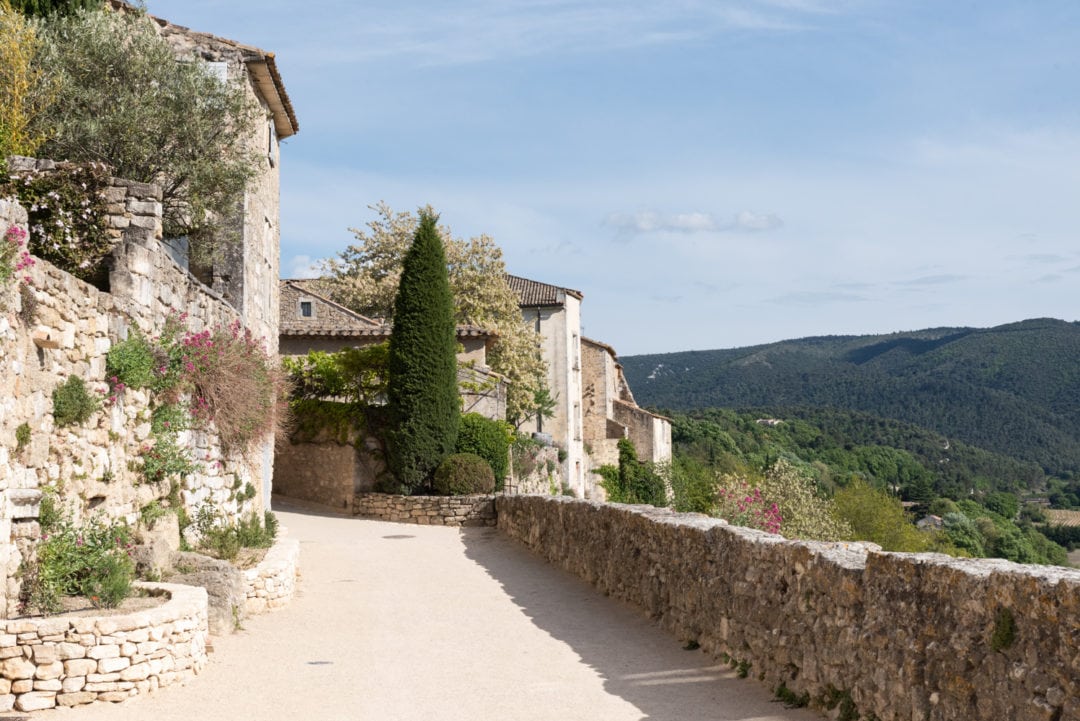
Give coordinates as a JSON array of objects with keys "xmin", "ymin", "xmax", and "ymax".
[
  {"xmin": 456, "ymin": 412, "xmax": 511, "ymax": 490},
  {"xmin": 433, "ymin": 453, "xmax": 495, "ymax": 496}
]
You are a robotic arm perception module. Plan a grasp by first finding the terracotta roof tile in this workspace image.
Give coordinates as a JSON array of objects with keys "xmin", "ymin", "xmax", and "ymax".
[{"xmin": 505, "ymin": 274, "xmax": 583, "ymax": 307}]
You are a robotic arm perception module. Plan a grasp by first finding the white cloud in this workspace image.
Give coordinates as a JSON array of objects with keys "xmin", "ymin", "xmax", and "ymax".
[
  {"xmin": 284, "ymin": 255, "xmax": 324, "ymax": 279},
  {"xmin": 605, "ymin": 209, "xmax": 783, "ymax": 236}
]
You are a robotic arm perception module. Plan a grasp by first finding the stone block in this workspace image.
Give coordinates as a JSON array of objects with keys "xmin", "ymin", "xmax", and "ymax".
[
  {"xmin": 61, "ymin": 675, "xmax": 85, "ymax": 693},
  {"xmin": 64, "ymin": 659, "xmax": 97, "ymax": 676},
  {"xmin": 33, "ymin": 678, "xmax": 62, "ymax": 692},
  {"xmin": 56, "ymin": 691, "xmax": 95, "ymax": 707},
  {"xmin": 97, "ymin": 656, "xmax": 130, "ymax": 674},
  {"xmin": 11, "ymin": 680, "xmax": 32, "ymax": 693},
  {"xmin": 15, "ymin": 690, "xmax": 55, "ymax": 711},
  {"xmin": 34, "ymin": 661, "xmax": 63, "ymax": 680},
  {"xmin": 1, "ymin": 657, "xmax": 35, "ymax": 680},
  {"xmin": 87, "ymin": 644, "xmax": 120, "ymax": 660}
]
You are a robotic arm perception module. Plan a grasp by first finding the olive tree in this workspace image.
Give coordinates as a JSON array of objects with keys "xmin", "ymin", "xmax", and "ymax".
[{"xmin": 31, "ymin": 6, "xmax": 261, "ymax": 262}]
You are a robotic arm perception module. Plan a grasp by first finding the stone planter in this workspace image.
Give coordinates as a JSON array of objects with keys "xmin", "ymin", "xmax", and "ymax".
[{"xmin": 0, "ymin": 582, "xmax": 208, "ymax": 712}]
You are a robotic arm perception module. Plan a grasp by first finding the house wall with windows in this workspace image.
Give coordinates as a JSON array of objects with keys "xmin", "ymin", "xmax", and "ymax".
[{"xmin": 507, "ymin": 276, "xmax": 587, "ymax": 497}]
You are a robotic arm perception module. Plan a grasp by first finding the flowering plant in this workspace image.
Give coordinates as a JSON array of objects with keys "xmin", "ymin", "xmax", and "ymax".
[
  {"xmin": 716, "ymin": 479, "xmax": 783, "ymax": 535},
  {"xmin": 0, "ymin": 224, "xmax": 34, "ymax": 286}
]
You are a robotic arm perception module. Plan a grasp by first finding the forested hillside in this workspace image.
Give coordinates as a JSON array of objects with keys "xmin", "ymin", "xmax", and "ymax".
[{"xmin": 624, "ymin": 318, "xmax": 1080, "ymax": 481}]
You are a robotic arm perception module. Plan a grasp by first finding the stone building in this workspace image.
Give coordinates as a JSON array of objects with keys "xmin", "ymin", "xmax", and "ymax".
[
  {"xmin": 112, "ymin": 0, "xmax": 300, "ymax": 350},
  {"xmin": 580, "ymin": 337, "xmax": 672, "ymax": 471},
  {"xmin": 506, "ymin": 275, "xmax": 587, "ymax": 495},
  {"xmin": 506, "ymin": 275, "xmax": 672, "ymax": 499},
  {"xmin": 279, "ymin": 279, "xmax": 507, "ymax": 420}
]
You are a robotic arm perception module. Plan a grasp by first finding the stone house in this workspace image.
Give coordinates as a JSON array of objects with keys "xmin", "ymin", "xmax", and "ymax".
[
  {"xmin": 112, "ymin": 0, "xmax": 300, "ymax": 350},
  {"xmin": 580, "ymin": 337, "xmax": 672, "ymax": 471},
  {"xmin": 279, "ymin": 279, "xmax": 507, "ymax": 420},
  {"xmin": 507, "ymin": 275, "xmax": 672, "ymax": 499},
  {"xmin": 506, "ymin": 275, "xmax": 587, "ymax": 495}
]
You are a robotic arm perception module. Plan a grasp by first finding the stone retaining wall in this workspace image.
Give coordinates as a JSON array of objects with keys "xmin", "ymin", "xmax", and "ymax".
[
  {"xmin": 497, "ymin": 496, "xmax": 1080, "ymax": 721},
  {"xmin": 354, "ymin": 493, "xmax": 496, "ymax": 527},
  {"xmin": 243, "ymin": 535, "xmax": 300, "ymax": 615},
  {"xmin": 0, "ymin": 582, "xmax": 208, "ymax": 712}
]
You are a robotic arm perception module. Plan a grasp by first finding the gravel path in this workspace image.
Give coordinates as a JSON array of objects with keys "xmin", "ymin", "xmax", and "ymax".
[{"xmin": 33, "ymin": 501, "xmax": 819, "ymax": 721}]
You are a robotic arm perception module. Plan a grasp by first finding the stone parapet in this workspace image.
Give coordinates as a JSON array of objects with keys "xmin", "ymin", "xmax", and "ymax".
[
  {"xmin": 243, "ymin": 534, "xmax": 300, "ymax": 615},
  {"xmin": 497, "ymin": 495, "xmax": 1080, "ymax": 721},
  {"xmin": 353, "ymin": 493, "xmax": 496, "ymax": 527},
  {"xmin": 0, "ymin": 582, "xmax": 208, "ymax": 712}
]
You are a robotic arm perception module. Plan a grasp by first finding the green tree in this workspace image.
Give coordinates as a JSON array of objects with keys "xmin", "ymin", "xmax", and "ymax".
[
  {"xmin": 833, "ymin": 479, "xmax": 931, "ymax": 552},
  {"xmin": 385, "ymin": 210, "xmax": 459, "ymax": 494},
  {"xmin": 599, "ymin": 438, "xmax": 666, "ymax": 507},
  {"xmin": 0, "ymin": 0, "xmax": 53, "ymax": 161},
  {"xmin": 10, "ymin": 0, "xmax": 98, "ymax": 16},
  {"xmin": 31, "ymin": 6, "xmax": 260, "ymax": 262},
  {"xmin": 321, "ymin": 203, "xmax": 549, "ymax": 424}
]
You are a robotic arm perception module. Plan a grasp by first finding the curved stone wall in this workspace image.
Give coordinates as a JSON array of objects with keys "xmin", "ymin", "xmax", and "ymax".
[
  {"xmin": 0, "ymin": 582, "xmax": 208, "ymax": 712},
  {"xmin": 243, "ymin": 534, "xmax": 300, "ymax": 614},
  {"xmin": 497, "ymin": 495, "xmax": 1080, "ymax": 721}
]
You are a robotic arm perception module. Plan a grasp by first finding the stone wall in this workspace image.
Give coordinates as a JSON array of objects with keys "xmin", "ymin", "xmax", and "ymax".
[
  {"xmin": 243, "ymin": 535, "xmax": 300, "ymax": 615},
  {"xmin": 506, "ymin": 444, "xmax": 567, "ymax": 496},
  {"xmin": 354, "ymin": 493, "xmax": 496, "ymax": 527},
  {"xmin": 497, "ymin": 496, "xmax": 1080, "ymax": 721},
  {"xmin": 0, "ymin": 172, "xmax": 272, "ymax": 617},
  {"xmin": 0, "ymin": 582, "xmax": 208, "ymax": 712}
]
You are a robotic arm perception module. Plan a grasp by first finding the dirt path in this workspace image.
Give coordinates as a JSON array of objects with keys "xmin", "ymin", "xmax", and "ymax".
[{"xmin": 35, "ymin": 502, "xmax": 818, "ymax": 721}]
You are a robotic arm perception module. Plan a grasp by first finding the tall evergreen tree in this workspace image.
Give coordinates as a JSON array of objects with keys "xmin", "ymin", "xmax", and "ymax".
[{"xmin": 385, "ymin": 209, "xmax": 459, "ymax": 493}]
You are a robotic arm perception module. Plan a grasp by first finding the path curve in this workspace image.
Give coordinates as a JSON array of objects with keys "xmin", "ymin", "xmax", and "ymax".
[{"xmin": 36, "ymin": 502, "xmax": 820, "ymax": 721}]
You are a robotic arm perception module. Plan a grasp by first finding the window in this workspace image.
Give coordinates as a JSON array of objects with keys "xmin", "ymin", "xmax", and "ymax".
[
  {"xmin": 299, "ymin": 301, "xmax": 313, "ymax": 318},
  {"xmin": 205, "ymin": 61, "xmax": 229, "ymax": 84}
]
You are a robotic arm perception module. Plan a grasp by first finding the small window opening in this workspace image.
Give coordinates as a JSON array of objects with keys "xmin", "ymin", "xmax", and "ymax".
[{"xmin": 300, "ymin": 301, "xmax": 313, "ymax": 318}]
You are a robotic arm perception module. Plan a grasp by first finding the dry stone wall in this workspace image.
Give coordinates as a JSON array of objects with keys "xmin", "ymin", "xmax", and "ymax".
[
  {"xmin": 0, "ymin": 168, "xmax": 272, "ymax": 617},
  {"xmin": 243, "ymin": 535, "xmax": 300, "ymax": 615},
  {"xmin": 0, "ymin": 582, "xmax": 208, "ymax": 712},
  {"xmin": 497, "ymin": 496, "xmax": 1080, "ymax": 721},
  {"xmin": 354, "ymin": 493, "xmax": 496, "ymax": 527}
]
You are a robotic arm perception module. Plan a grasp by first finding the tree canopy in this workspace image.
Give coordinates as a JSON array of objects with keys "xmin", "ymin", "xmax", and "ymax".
[
  {"xmin": 320, "ymin": 202, "xmax": 548, "ymax": 424},
  {"xmin": 29, "ymin": 6, "xmax": 261, "ymax": 262}
]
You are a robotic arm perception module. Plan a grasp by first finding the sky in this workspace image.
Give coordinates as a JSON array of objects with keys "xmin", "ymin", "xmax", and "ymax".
[{"xmin": 147, "ymin": 0, "xmax": 1080, "ymax": 356}]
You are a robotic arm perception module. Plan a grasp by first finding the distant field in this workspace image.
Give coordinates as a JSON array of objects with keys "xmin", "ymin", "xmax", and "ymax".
[{"xmin": 1046, "ymin": 509, "xmax": 1080, "ymax": 527}]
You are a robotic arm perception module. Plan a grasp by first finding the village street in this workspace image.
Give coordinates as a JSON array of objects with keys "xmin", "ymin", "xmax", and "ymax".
[{"xmin": 32, "ymin": 502, "xmax": 817, "ymax": 721}]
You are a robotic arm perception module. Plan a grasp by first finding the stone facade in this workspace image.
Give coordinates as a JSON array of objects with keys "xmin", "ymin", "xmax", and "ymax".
[
  {"xmin": 507, "ymin": 275, "xmax": 587, "ymax": 495},
  {"xmin": 353, "ymin": 493, "xmax": 496, "ymax": 527},
  {"xmin": 0, "ymin": 177, "xmax": 271, "ymax": 617},
  {"xmin": 0, "ymin": 582, "xmax": 208, "ymax": 712},
  {"xmin": 505, "ymin": 444, "xmax": 566, "ymax": 496},
  {"xmin": 497, "ymin": 495, "xmax": 1080, "ymax": 721},
  {"xmin": 243, "ymin": 535, "xmax": 300, "ymax": 615},
  {"xmin": 581, "ymin": 336, "xmax": 672, "ymax": 479},
  {"xmin": 273, "ymin": 419, "xmax": 387, "ymax": 511}
]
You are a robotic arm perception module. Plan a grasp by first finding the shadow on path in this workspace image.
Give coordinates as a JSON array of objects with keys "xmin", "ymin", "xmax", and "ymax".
[{"xmin": 460, "ymin": 527, "xmax": 817, "ymax": 721}]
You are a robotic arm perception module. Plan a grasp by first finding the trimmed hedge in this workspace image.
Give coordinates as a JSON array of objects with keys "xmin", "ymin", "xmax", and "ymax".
[
  {"xmin": 433, "ymin": 453, "xmax": 495, "ymax": 496},
  {"xmin": 456, "ymin": 412, "xmax": 511, "ymax": 490}
]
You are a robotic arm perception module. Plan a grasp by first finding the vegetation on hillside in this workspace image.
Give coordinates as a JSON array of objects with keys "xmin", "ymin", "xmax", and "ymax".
[
  {"xmin": 624, "ymin": 319, "xmax": 1080, "ymax": 492},
  {"xmin": 663, "ymin": 408, "xmax": 1070, "ymax": 565}
]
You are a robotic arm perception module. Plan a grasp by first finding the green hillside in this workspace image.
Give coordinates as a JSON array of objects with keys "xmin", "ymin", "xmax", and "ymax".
[{"xmin": 624, "ymin": 318, "xmax": 1080, "ymax": 482}]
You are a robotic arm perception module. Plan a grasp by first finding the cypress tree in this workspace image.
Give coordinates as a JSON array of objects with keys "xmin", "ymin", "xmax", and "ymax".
[{"xmin": 385, "ymin": 209, "xmax": 459, "ymax": 493}]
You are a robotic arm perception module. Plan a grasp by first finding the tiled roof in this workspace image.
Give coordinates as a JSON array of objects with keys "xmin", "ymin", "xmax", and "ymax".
[
  {"xmin": 280, "ymin": 280, "xmax": 498, "ymax": 340},
  {"xmin": 505, "ymin": 274, "xmax": 583, "ymax": 307}
]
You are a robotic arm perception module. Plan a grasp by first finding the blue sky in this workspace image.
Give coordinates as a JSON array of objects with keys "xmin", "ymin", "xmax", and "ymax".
[{"xmin": 148, "ymin": 0, "xmax": 1080, "ymax": 355}]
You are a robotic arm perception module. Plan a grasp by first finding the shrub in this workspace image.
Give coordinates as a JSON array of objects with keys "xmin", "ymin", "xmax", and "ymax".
[
  {"xmin": 457, "ymin": 412, "xmax": 511, "ymax": 490},
  {"xmin": 180, "ymin": 320, "xmax": 286, "ymax": 453},
  {"xmin": 599, "ymin": 438, "xmax": 666, "ymax": 507},
  {"xmin": 52, "ymin": 375, "xmax": 99, "ymax": 426},
  {"xmin": 283, "ymin": 343, "xmax": 389, "ymax": 404},
  {"xmin": 433, "ymin": 453, "xmax": 495, "ymax": 495},
  {"xmin": 0, "ymin": 0, "xmax": 52, "ymax": 158},
  {"xmin": 386, "ymin": 210, "xmax": 460, "ymax": 493},
  {"xmin": 106, "ymin": 328, "xmax": 157, "ymax": 390},
  {"xmin": 15, "ymin": 422, "xmax": 30, "ymax": 451},
  {"xmin": 0, "ymin": 162, "xmax": 113, "ymax": 283},
  {"xmin": 24, "ymin": 515, "xmax": 134, "ymax": 614}
]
